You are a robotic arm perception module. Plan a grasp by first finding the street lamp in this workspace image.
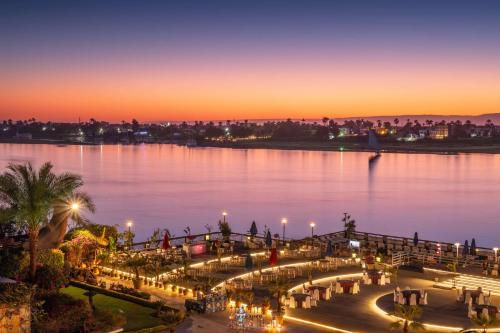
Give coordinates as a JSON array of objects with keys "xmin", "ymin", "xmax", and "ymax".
[
  {"xmin": 310, "ymin": 222, "xmax": 315, "ymax": 246},
  {"xmin": 281, "ymin": 218, "xmax": 287, "ymax": 246},
  {"xmin": 454, "ymin": 242, "xmax": 460, "ymax": 259},
  {"xmin": 494, "ymin": 247, "xmax": 499, "ymax": 263},
  {"xmin": 222, "ymin": 211, "xmax": 228, "ymax": 223}
]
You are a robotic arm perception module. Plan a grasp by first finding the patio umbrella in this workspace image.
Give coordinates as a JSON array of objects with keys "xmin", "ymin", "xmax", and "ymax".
[
  {"xmin": 269, "ymin": 248, "xmax": 278, "ymax": 266},
  {"xmin": 245, "ymin": 254, "xmax": 253, "ymax": 271},
  {"xmin": 162, "ymin": 232, "xmax": 170, "ymax": 250},
  {"xmin": 326, "ymin": 240, "xmax": 334, "ymax": 257},
  {"xmin": 413, "ymin": 232, "xmax": 419, "ymax": 247},
  {"xmin": 470, "ymin": 238, "xmax": 477, "ymax": 255},
  {"xmin": 265, "ymin": 230, "xmax": 272, "ymax": 248},
  {"xmin": 462, "ymin": 240, "xmax": 469, "ymax": 256},
  {"xmin": 250, "ymin": 221, "xmax": 258, "ymax": 237}
]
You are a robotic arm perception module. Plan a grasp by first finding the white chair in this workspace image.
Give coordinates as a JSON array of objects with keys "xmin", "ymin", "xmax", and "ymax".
[
  {"xmin": 465, "ymin": 291, "xmax": 472, "ymax": 304},
  {"xmin": 385, "ymin": 276, "xmax": 391, "ymax": 284},
  {"xmin": 467, "ymin": 305, "xmax": 477, "ymax": 319},
  {"xmin": 492, "ymin": 269, "xmax": 498, "ymax": 277},
  {"xmin": 302, "ymin": 296, "xmax": 311, "ymax": 309},
  {"xmin": 396, "ymin": 286, "xmax": 401, "ymax": 292},
  {"xmin": 325, "ymin": 288, "xmax": 331, "ymax": 300},
  {"xmin": 456, "ymin": 288, "xmax": 463, "ymax": 301},
  {"xmin": 335, "ymin": 283, "xmax": 343, "ymax": 294},
  {"xmin": 409, "ymin": 294, "xmax": 417, "ymax": 306},
  {"xmin": 310, "ymin": 298, "xmax": 317, "ymax": 307},
  {"xmin": 478, "ymin": 293, "xmax": 485, "ymax": 305},
  {"xmin": 313, "ymin": 289, "xmax": 320, "ymax": 301},
  {"xmin": 352, "ymin": 282, "xmax": 360, "ymax": 295},
  {"xmin": 397, "ymin": 293, "xmax": 405, "ymax": 305},
  {"xmin": 393, "ymin": 291, "xmax": 398, "ymax": 302},
  {"xmin": 482, "ymin": 308, "xmax": 490, "ymax": 320},
  {"xmin": 289, "ymin": 297, "xmax": 296, "ymax": 309},
  {"xmin": 421, "ymin": 292, "xmax": 428, "ymax": 305},
  {"xmin": 380, "ymin": 274, "xmax": 386, "ymax": 286}
]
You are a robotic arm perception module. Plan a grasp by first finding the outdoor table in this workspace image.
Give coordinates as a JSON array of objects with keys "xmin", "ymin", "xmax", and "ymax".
[
  {"xmin": 306, "ymin": 285, "xmax": 328, "ymax": 300},
  {"xmin": 291, "ymin": 293, "xmax": 310, "ymax": 308},
  {"xmin": 338, "ymin": 280, "xmax": 354, "ymax": 294},
  {"xmin": 401, "ymin": 290, "xmax": 421, "ymax": 305},
  {"xmin": 475, "ymin": 305, "xmax": 498, "ymax": 317},
  {"xmin": 367, "ymin": 269, "xmax": 382, "ymax": 285}
]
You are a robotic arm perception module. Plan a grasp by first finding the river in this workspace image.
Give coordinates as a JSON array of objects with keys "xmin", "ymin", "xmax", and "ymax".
[{"xmin": 0, "ymin": 144, "xmax": 499, "ymax": 247}]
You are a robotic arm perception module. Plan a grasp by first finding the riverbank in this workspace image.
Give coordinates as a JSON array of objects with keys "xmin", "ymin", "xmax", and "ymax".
[
  {"xmin": 2, "ymin": 138, "xmax": 500, "ymax": 154},
  {"xmin": 199, "ymin": 140, "xmax": 500, "ymax": 154}
]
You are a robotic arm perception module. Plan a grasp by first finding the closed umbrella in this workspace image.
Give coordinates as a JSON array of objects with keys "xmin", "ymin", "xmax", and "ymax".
[
  {"xmin": 470, "ymin": 238, "xmax": 477, "ymax": 255},
  {"xmin": 162, "ymin": 232, "xmax": 170, "ymax": 250},
  {"xmin": 265, "ymin": 230, "xmax": 272, "ymax": 248},
  {"xmin": 413, "ymin": 232, "xmax": 419, "ymax": 247},
  {"xmin": 462, "ymin": 240, "xmax": 469, "ymax": 256},
  {"xmin": 269, "ymin": 248, "xmax": 278, "ymax": 266},
  {"xmin": 250, "ymin": 221, "xmax": 258, "ymax": 238},
  {"xmin": 245, "ymin": 254, "xmax": 253, "ymax": 271},
  {"xmin": 326, "ymin": 240, "xmax": 333, "ymax": 257}
]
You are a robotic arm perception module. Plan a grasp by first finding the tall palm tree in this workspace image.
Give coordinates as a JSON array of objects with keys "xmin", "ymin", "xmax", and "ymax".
[
  {"xmin": 0, "ymin": 162, "xmax": 90, "ymax": 280},
  {"xmin": 390, "ymin": 305, "xmax": 425, "ymax": 333}
]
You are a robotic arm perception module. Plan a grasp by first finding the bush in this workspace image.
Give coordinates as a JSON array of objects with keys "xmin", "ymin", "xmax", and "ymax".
[
  {"xmin": 35, "ymin": 265, "xmax": 68, "ymax": 291},
  {"xmin": 38, "ymin": 249, "xmax": 65, "ymax": 270},
  {"xmin": 86, "ymin": 308, "xmax": 127, "ymax": 332},
  {"xmin": 0, "ymin": 247, "xmax": 25, "ymax": 279},
  {"xmin": 33, "ymin": 292, "xmax": 91, "ymax": 333}
]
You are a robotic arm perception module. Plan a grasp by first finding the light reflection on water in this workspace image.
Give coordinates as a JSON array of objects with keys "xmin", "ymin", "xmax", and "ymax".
[{"xmin": 0, "ymin": 144, "xmax": 499, "ymax": 247}]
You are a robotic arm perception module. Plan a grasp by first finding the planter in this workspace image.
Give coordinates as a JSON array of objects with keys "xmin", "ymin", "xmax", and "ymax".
[
  {"xmin": 133, "ymin": 278, "xmax": 143, "ymax": 289},
  {"xmin": 182, "ymin": 289, "xmax": 188, "ymax": 296},
  {"xmin": 148, "ymin": 280, "xmax": 153, "ymax": 286},
  {"xmin": 163, "ymin": 284, "xmax": 168, "ymax": 290},
  {"xmin": 119, "ymin": 274, "xmax": 124, "ymax": 280}
]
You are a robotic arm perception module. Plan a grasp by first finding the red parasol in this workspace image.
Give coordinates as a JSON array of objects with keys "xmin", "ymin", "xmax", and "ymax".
[
  {"xmin": 269, "ymin": 248, "xmax": 278, "ymax": 266},
  {"xmin": 162, "ymin": 233, "xmax": 170, "ymax": 250}
]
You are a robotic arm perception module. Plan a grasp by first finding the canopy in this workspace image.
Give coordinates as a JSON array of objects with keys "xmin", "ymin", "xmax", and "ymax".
[
  {"xmin": 325, "ymin": 240, "xmax": 334, "ymax": 257},
  {"xmin": 250, "ymin": 221, "xmax": 258, "ymax": 237},
  {"xmin": 162, "ymin": 232, "xmax": 170, "ymax": 250},
  {"xmin": 470, "ymin": 238, "xmax": 477, "ymax": 255},
  {"xmin": 269, "ymin": 248, "xmax": 278, "ymax": 266},
  {"xmin": 463, "ymin": 240, "xmax": 469, "ymax": 256},
  {"xmin": 413, "ymin": 232, "xmax": 419, "ymax": 247},
  {"xmin": 265, "ymin": 230, "xmax": 272, "ymax": 248}
]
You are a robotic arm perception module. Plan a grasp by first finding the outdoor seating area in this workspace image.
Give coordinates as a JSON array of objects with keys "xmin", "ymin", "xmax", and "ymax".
[{"xmin": 393, "ymin": 287, "xmax": 428, "ymax": 306}]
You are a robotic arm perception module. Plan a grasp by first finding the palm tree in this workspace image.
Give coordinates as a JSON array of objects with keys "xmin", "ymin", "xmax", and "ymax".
[
  {"xmin": 470, "ymin": 313, "xmax": 499, "ymax": 333},
  {"xmin": 268, "ymin": 277, "xmax": 290, "ymax": 315},
  {"xmin": 390, "ymin": 305, "xmax": 425, "ymax": 333},
  {"xmin": 0, "ymin": 162, "xmax": 89, "ymax": 280}
]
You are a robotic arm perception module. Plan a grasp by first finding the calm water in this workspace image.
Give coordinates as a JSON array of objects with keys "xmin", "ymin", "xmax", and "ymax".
[{"xmin": 1, "ymin": 144, "xmax": 499, "ymax": 247}]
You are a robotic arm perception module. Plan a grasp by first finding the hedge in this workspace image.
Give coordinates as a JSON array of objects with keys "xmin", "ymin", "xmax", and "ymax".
[{"xmin": 69, "ymin": 281, "xmax": 179, "ymax": 313}]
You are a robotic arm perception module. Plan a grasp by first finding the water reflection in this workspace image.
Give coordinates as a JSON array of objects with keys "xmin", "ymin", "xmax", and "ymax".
[{"xmin": 0, "ymin": 144, "xmax": 499, "ymax": 247}]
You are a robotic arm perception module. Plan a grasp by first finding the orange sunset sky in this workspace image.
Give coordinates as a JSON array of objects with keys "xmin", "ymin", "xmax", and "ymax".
[{"xmin": 1, "ymin": 1, "xmax": 500, "ymax": 122}]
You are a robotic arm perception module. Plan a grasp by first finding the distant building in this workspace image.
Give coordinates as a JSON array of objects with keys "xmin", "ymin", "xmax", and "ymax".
[{"xmin": 429, "ymin": 125, "xmax": 448, "ymax": 140}]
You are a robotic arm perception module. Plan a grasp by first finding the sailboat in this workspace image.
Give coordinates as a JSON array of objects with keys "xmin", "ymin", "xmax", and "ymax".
[{"xmin": 368, "ymin": 130, "xmax": 381, "ymax": 163}]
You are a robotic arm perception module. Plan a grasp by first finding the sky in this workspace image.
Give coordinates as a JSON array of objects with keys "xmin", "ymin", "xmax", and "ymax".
[{"xmin": 1, "ymin": 0, "xmax": 500, "ymax": 122}]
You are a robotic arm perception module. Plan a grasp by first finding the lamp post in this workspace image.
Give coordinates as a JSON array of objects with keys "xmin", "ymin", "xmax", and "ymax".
[
  {"xmin": 454, "ymin": 242, "xmax": 460, "ymax": 259},
  {"xmin": 127, "ymin": 220, "xmax": 133, "ymax": 247},
  {"xmin": 222, "ymin": 211, "xmax": 228, "ymax": 223},
  {"xmin": 494, "ymin": 247, "xmax": 499, "ymax": 263},
  {"xmin": 310, "ymin": 222, "xmax": 315, "ymax": 246},
  {"xmin": 281, "ymin": 218, "xmax": 287, "ymax": 246}
]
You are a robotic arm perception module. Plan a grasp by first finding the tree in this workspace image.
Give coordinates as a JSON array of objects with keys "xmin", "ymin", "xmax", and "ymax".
[
  {"xmin": 342, "ymin": 213, "xmax": 356, "ymax": 239},
  {"xmin": 268, "ymin": 277, "xmax": 290, "ymax": 315},
  {"xmin": 0, "ymin": 162, "xmax": 88, "ymax": 280},
  {"xmin": 390, "ymin": 305, "xmax": 425, "ymax": 333}
]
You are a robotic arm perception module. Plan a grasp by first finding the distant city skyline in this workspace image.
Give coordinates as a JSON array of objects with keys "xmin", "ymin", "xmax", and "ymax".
[{"xmin": 2, "ymin": 0, "xmax": 500, "ymax": 121}]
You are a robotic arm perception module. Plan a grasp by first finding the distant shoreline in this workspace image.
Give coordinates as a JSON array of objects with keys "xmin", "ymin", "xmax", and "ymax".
[{"xmin": 1, "ymin": 138, "xmax": 499, "ymax": 154}]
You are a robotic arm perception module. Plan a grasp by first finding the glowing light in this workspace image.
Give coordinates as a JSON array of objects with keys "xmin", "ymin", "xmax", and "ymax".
[
  {"xmin": 309, "ymin": 222, "xmax": 315, "ymax": 228},
  {"xmin": 281, "ymin": 218, "xmax": 287, "ymax": 224},
  {"xmin": 70, "ymin": 202, "xmax": 80, "ymax": 211},
  {"xmin": 127, "ymin": 220, "xmax": 133, "ymax": 228}
]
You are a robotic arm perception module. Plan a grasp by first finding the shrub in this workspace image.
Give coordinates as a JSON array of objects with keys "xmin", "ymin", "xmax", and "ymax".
[
  {"xmin": 38, "ymin": 249, "xmax": 65, "ymax": 270},
  {"xmin": 34, "ymin": 292, "xmax": 91, "ymax": 333},
  {"xmin": 35, "ymin": 265, "xmax": 68, "ymax": 291}
]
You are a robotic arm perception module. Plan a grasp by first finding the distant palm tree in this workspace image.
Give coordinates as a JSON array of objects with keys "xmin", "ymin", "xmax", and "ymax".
[
  {"xmin": 0, "ymin": 162, "xmax": 89, "ymax": 280},
  {"xmin": 390, "ymin": 305, "xmax": 425, "ymax": 333},
  {"xmin": 470, "ymin": 313, "xmax": 499, "ymax": 333}
]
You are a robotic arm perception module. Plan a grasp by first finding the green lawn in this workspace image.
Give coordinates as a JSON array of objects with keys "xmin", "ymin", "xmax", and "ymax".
[{"xmin": 62, "ymin": 286, "xmax": 164, "ymax": 331}]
